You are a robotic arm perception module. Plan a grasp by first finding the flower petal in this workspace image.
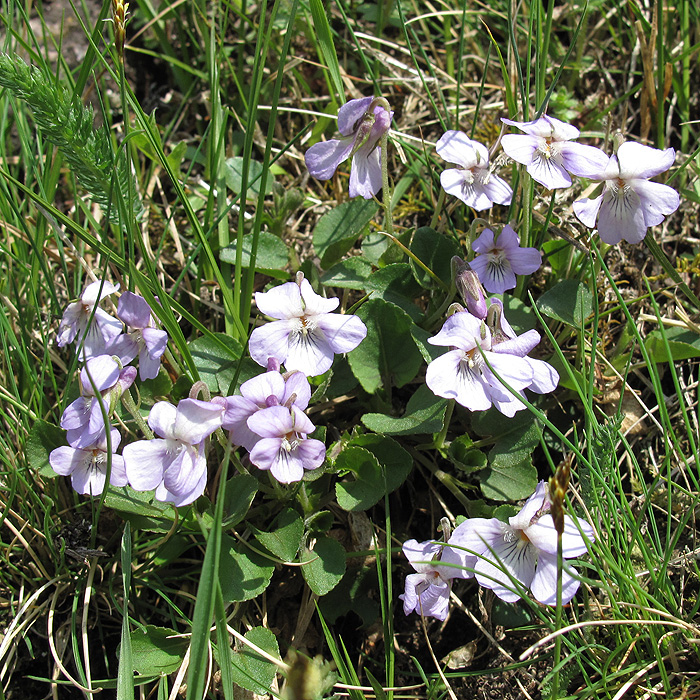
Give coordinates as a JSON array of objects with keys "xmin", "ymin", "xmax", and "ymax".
[
  {"xmin": 81, "ymin": 280, "xmax": 119, "ymax": 305},
  {"xmin": 436, "ymin": 130, "xmax": 483, "ymax": 168},
  {"xmin": 173, "ymin": 399, "xmax": 224, "ymax": 444},
  {"xmin": 474, "ymin": 535, "xmax": 536, "ymax": 602},
  {"xmin": 316, "ymin": 312, "xmax": 367, "ymax": 354},
  {"xmin": 349, "ymin": 145, "xmax": 383, "ymax": 199},
  {"xmin": 500, "ymin": 133, "xmax": 540, "ymax": 167},
  {"xmin": 426, "ymin": 350, "xmax": 493, "ymax": 411},
  {"xmin": 598, "ymin": 188, "xmax": 647, "ymax": 244},
  {"xmin": 573, "ymin": 195, "xmax": 603, "ymax": 229},
  {"xmin": 483, "ymin": 173, "xmax": 513, "ymax": 206},
  {"xmin": 559, "ymin": 141, "xmax": 609, "ymax": 179},
  {"xmin": 617, "ymin": 142, "xmax": 675, "ymax": 180},
  {"xmin": 305, "ymin": 137, "xmax": 354, "ymax": 180},
  {"xmin": 337, "ymin": 97, "xmax": 373, "ymax": 135},
  {"xmin": 507, "ymin": 247, "xmax": 542, "ymax": 275},
  {"xmin": 284, "ymin": 325, "xmax": 335, "ymax": 376},
  {"xmin": 527, "ymin": 154, "xmax": 572, "ymax": 189},
  {"xmin": 249, "ymin": 319, "xmax": 296, "ymax": 369},
  {"xmin": 255, "ymin": 282, "xmax": 304, "ymax": 319},
  {"xmin": 80, "ymin": 355, "xmax": 120, "ymax": 395},
  {"xmin": 531, "ymin": 552, "xmax": 581, "ymax": 605},
  {"xmin": 402, "ymin": 539, "xmax": 442, "ymax": 574},
  {"xmin": 632, "ymin": 179, "xmax": 680, "ymax": 227},
  {"xmin": 148, "ymin": 401, "xmax": 178, "ymax": 440},
  {"xmin": 117, "ymin": 291, "xmax": 152, "ymax": 328},
  {"xmin": 123, "ymin": 439, "xmax": 172, "ymax": 490},
  {"xmin": 163, "ymin": 446, "xmax": 207, "ymax": 500},
  {"xmin": 282, "ymin": 371, "xmax": 311, "ymax": 410},
  {"xmin": 298, "ymin": 279, "xmax": 339, "ymax": 315},
  {"xmin": 247, "ymin": 405, "xmax": 293, "ymax": 439}
]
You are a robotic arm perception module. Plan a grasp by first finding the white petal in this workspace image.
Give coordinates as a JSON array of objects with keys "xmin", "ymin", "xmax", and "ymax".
[
  {"xmin": 573, "ymin": 195, "xmax": 603, "ymax": 229},
  {"xmin": 559, "ymin": 141, "xmax": 609, "ymax": 178},
  {"xmin": 482, "ymin": 174, "xmax": 513, "ymax": 206},
  {"xmin": 349, "ymin": 145, "xmax": 383, "ymax": 199},
  {"xmin": 501, "ymin": 133, "xmax": 540, "ymax": 166},
  {"xmin": 426, "ymin": 351, "xmax": 493, "ymax": 411},
  {"xmin": 173, "ymin": 399, "xmax": 223, "ymax": 444},
  {"xmin": 527, "ymin": 358, "xmax": 559, "ymax": 393},
  {"xmin": 248, "ymin": 319, "xmax": 296, "ymax": 368},
  {"xmin": 284, "ymin": 325, "xmax": 335, "ymax": 376},
  {"xmin": 598, "ymin": 188, "xmax": 647, "ymax": 244},
  {"xmin": 527, "ymin": 154, "xmax": 572, "ymax": 189},
  {"xmin": 632, "ymin": 179, "xmax": 680, "ymax": 227},
  {"xmin": 298, "ymin": 279, "xmax": 339, "ymax": 315},
  {"xmin": 617, "ymin": 142, "xmax": 675, "ymax": 180},
  {"xmin": 81, "ymin": 279, "xmax": 119, "ymax": 305},
  {"xmin": 530, "ymin": 552, "xmax": 581, "ymax": 605},
  {"xmin": 123, "ymin": 439, "xmax": 172, "ymax": 490},
  {"xmin": 474, "ymin": 535, "xmax": 537, "ymax": 602},
  {"xmin": 436, "ymin": 130, "xmax": 481, "ymax": 168},
  {"xmin": 255, "ymin": 282, "xmax": 303, "ymax": 320},
  {"xmin": 316, "ymin": 313, "xmax": 367, "ymax": 354},
  {"xmin": 148, "ymin": 401, "xmax": 178, "ymax": 440},
  {"xmin": 402, "ymin": 539, "xmax": 442, "ymax": 574}
]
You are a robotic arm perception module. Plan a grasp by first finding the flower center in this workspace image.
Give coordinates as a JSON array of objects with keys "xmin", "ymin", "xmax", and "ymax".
[{"xmin": 282, "ymin": 432, "xmax": 300, "ymax": 452}]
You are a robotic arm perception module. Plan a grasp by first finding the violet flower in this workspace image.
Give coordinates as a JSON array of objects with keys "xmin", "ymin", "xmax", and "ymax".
[
  {"xmin": 122, "ymin": 399, "xmax": 224, "ymax": 507},
  {"xmin": 455, "ymin": 481, "xmax": 595, "ymax": 604},
  {"xmin": 305, "ymin": 96, "xmax": 393, "ymax": 199},
  {"xmin": 436, "ymin": 131, "xmax": 512, "ymax": 210},
  {"xmin": 249, "ymin": 274, "xmax": 367, "ymax": 377},
  {"xmin": 400, "ymin": 534, "xmax": 476, "ymax": 621},
  {"xmin": 487, "ymin": 298, "xmax": 559, "ymax": 397},
  {"xmin": 573, "ymin": 141, "xmax": 680, "ymax": 245},
  {"xmin": 425, "ymin": 311, "xmax": 535, "ymax": 417},
  {"xmin": 108, "ymin": 291, "xmax": 168, "ymax": 380},
  {"xmin": 469, "ymin": 225, "xmax": 542, "ymax": 294},
  {"xmin": 60, "ymin": 355, "xmax": 136, "ymax": 449},
  {"xmin": 57, "ymin": 279, "xmax": 123, "ymax": 359},
  {"xmin": 50, "ymin": 428, "xmax": 127, "ymax": 496},
  {"xmin": 246, "ymin": 405, "xmax": 325, "ymax": 484},
  {"xmin": 501, "ymin": 115, "xmax": 609, "ymax": 189},
  {"xmin": 215, "ymin": 362, "xmax": 312, "ymax": 451}
]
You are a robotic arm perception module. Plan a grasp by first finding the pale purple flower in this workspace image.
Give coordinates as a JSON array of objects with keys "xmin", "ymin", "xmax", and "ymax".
[
  {"xmin": 573, "ymin": 141, "xmax": 680, "ymax": 245},
  {"xmin": 487, "ymin": 299, "xmax": 559, "ymax": 397},
  {"xmin": 60, "ymin": 355, "xmax": 137, "ymax": 448},
  {"xmin": 123, "ymin": 399, "xmax": 224, "ymax": 507},
  {"xmin": 436, "ymin": 131, "xmax": 512, "ymax": 210},
  {"xmin": 501, "ymin": 115, "xmax": 609, "ymax": 189},
  {"xmin": 305, "ymin": 96, "xmax": 393, "ymax": 199},
  {"xmin": 249, "ymin": 275, "xmax": 367, "ymax": 377},
  {"xmin": 399, "ymin": 535, "xmax": 476, "ymax": 621},
  {"xmin": 57, "ymin": 279, "xmax": 123, "ymax": 359},
  {"xmin": 214, "ymin": 364, "xmax": 312, "ymax": 451},
  {"xmin": 108, "ymin": 291, "xmax": 168, "ymax": 380},
  {"xmin": 469, "ymin": 226, "xmax": 542, "ymax": 294},
  {"xmin": 454, "ymin": 482, "xmax": 595, "ymax": 604},
  {"xmin": 426, "ymin": 311, "xmax": 534, "ymax": 417},
  {"xmin": 50, "ymin": 428, "xmax": 127, "ymax": 496},
  {"xmin": 246, "ymin": 405, "xmax": 325, "ymax": 484}
]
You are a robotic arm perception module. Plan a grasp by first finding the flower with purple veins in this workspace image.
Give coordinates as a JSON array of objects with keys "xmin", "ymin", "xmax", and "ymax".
[
  {"xmin": 501, "ymin": 115, "xmax": 609, "ymax": 190},
  {"xmin": 454, "ymin": 481, "xmax": 595, "ymax": 604},
  {"xmin": 469, "ymin": 225, "xmax": 542, "ymax": 294},
  {"xmin": 122, "ymin": 398, "xmax": 224, "ymax": 507},
  {"xmin": 57, "ymin": 279, "xmax": 123, "ymax": 359},
  {"xmin": 436, "ymin": 130, "xmax": 512, "ymax": 210},
  {"xmin": 573, "ymin": 141, "xmax": 680, "ymax": 245},
  {"xmin": 305, "ymin": 96, "xmax": 393, "ymax": 199},
  {"xmin": 50, "ymin": 428, "xmax": 127, "ymax": 496},
  {"xmin": 246, "ymin": 405, "xmax": 325, "ymax": 484},
  {"xmin": 400, "ymin": 533, "xmax": 476, "ymax": 621},
  {"xmin": 214, "ymin": 362, "xmax": 312, "ymax": 451},
  {"xmin": 108, "ymin": 291, "xmax": 168, "ymax": 380},
  {"xmin": 426, "ymin": 311, "xmax": 535, "ymax": 417},
  {"xmin": 487, "ymin": 299, "xmax": 559, "ymax": 396},
  {"xmin": 249, "ymin": 273, "xmax": 367, "ymax": 377},
  {"xmin": 60, "ymin": 355, "xmax": 137, "ymax": 449}
]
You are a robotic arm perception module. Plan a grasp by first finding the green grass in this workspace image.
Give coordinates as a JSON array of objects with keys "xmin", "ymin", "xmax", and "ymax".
[{"xmin": 0, "ymin": 0, "xmax": 699, "ymax": 698}]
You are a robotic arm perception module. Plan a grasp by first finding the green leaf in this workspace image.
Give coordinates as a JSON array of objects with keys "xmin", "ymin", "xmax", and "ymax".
[
  {"xmin": 313, "ymin": 199, "xmax": 378, "ymax": 269},
  {"xmin": 410, "ymin": 323, "xmax": 445, "ymax": 364},
  {"xmin": 230, "ymin": 627, "xmax": 281, "ymax": 695},
  {"xmin": 409, "ymin": 227, "xmax": 461, "ymax": 288},
  {"xmin": 346, "ymin": 433, "xmax": 413, "ymax": 493},
  {"xmin": 219, "ymin": 535, "xmax": 275, "ymax": 603},
  {"xmin": 335, "ymin": 447, "xmax": 384, "ymax": 511},
  {"xmin": 347, "ymin": 298, "xmax": 422, "ymax": 393},
  {"xmin": 362, "ymin": 384, "xmax": 447, "ymax": 436},
  {"xmin": 251, "ymin": 508, "xmax": 304, "ymax": 562},
  {"xmin": 224, "ymin": 157, "xmax": 274, "ymax": 197},
  {"xmin": 26, "ymin": 420, "xmax": 66, "ymax": 477},
  {"xmin": 129, "ymin": 626, "xmax": 188, "ymax": 676},
  {"xmin": 301, "ymin": 536, "xmax": 346, "ymax": 595},
  {"xmin": 223, "ymin": 474, "xmax": 258, "ymax": 528},
  {"xmin": 448, "ymin": 435, "xmax": 488, "ymax": 473},
  {"xmin": 220, "ymin": 231, "xmax": 289, "ymax": 277},
  {"xmin": 644, "ymin": 326, "xmax": 700, "ymax": 362},
  {"xmin": 307, "ymin": 0, "xmax": 344, "ymax": 103},
  {"xmin": 500, "ymin": 294, "xmax": 537, "ymax": 333},
  {"xmin": 320, "ymin": 257, "xmax": 373, "ymax": 288},
  {"xmin": 105, "ymin": 486, "xmax": 177, "ymax": 532},
  {"xmin": 536, "ymin": 280, "xmax": 592, "ymax": 327},
  {"xmin": 188, "ymin": 333, "xmax": 244, "ymax": 394},
  {"xmin": 471, "ymin": 410, "xmax": 540, "ymax": 501},
  {"xmin": 365, "ymin": 263, "xmax": 423, "ymax": 321}
]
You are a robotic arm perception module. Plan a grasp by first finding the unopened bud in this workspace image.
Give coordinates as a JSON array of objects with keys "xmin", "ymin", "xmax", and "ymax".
[
  {"xmin": 349, "ymin": 112, "xmax": 376, "ymax": 158},
  {"xmin": 454, "ymin": 259, "xmax": 487, "ymax": 320},
  {"xmin": 549, "ymin": 454, "xmax": 573, "ymax": 536},
  {"xmin": 267, "ymin": 357, "xmax": 281, "ymax": 372}
]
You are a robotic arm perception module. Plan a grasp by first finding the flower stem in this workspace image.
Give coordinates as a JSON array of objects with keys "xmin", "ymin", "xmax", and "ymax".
[
  {"xmin": 552, "ymin": 530, "xmax": 563, "ymax": 700},
  {"xmin": 121, "ymin": 389, "xmax": 154, "ymax": 439},
  {"xmin": 380, "ymin": 130, "xmax": 394, "ymax": 239},
  {"xmin": 434, "ymin": 399, "xmax": 455, "ymax": 450}
]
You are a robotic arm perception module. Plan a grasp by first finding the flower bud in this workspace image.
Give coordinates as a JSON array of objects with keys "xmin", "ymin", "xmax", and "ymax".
[{"xmin": 453, "ymin": 257, "xmax": 487, "ymax": 319}]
